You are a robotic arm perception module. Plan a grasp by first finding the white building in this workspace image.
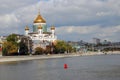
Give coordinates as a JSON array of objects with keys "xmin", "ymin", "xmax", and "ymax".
[{"xmin": 25, "ymin": 12, "xmax": 57, "ymax": 50}]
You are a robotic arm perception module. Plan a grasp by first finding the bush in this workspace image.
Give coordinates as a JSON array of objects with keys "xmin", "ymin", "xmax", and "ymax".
[{"xmin": 35, "ymin": 47, "xmax": 44, "ymax": 55}]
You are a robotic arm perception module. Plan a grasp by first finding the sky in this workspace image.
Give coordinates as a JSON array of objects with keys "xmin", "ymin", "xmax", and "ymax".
[{"xmin": 0, "ymin": 0, "xmax": 120, "ymax": 42}]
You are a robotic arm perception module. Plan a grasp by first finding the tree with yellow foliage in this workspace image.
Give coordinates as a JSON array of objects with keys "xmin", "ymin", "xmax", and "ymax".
[
  {"xmin": 2, "ymin": 41, "xmax": 18, "ymax": 56},
  {"xmin": 2, "ymin": 34, "xmax": 18, "ymax": 56}
]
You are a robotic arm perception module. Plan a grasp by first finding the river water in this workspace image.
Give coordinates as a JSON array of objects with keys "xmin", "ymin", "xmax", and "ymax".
[{"xmin": 0, "ymin": 54, "xmax": 120, "ymax": 80}]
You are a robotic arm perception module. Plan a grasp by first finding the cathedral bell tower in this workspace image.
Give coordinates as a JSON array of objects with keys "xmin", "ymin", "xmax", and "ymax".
[
  {"xmin": 25, "ymin": 26, "xmax": 29, "ymax": 36},
  {"xmin": 51, "ymin": 25, "xmax": 55, "ymax": 38}
]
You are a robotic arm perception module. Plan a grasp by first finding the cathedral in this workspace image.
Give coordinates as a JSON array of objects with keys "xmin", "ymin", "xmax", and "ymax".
[{"xmin": 24, "ymin": 11, "xmax": 57, "ymax": 51}]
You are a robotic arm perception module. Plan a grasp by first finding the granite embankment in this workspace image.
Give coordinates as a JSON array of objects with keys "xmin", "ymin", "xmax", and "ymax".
[
  {"xmin": 0, "ymin": 51, "xmax": 120, "ymax": 63},
  {"xmin": 0, "ymin": 54, "xmax": 81, "ymax": 63}
]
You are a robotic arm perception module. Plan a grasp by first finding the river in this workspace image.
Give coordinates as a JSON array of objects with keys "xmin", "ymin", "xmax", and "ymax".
[{"xmin": 0, "ymin": 54, "xmax": 120, "ymax": 80}]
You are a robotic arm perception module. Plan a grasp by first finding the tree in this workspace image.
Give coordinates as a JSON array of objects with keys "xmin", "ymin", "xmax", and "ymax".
[
  {"xmin": 66, "ymin": 44, "xmax": 73, "ymax": 53},
  {"xmin": 2, "ymin": 41, "xmax": 18, "ymax": 56},
  {"xmin": 35, "ymin": 47, "xmax": 44, "ymax": 55},
  {"xmin": 19, "ymin": 41, "xmax": 28, "ymax": 55},
  {"xmin": 2, "ymin": 34, "xmax": 19, "ymax": 56},
  {"xmin": 54, "ymin": 40, "xmax": 73, "ymax": 54},
  {"xmin": 6, "ymin": 34, "xmax": 18, "ymax": 44},
  {"xmin": 45, "ymin": 45, "xmax": 51, "ymax": 54}
]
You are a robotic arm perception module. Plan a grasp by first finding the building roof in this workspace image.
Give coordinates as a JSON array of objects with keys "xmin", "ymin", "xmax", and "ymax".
[{"xmin": 34, "ymin": 13, "xmax": 46, "ymax": 23}]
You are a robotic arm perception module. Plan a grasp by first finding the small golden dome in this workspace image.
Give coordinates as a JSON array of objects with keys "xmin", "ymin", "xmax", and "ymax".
[
  {"xmin": 51, "ymin": 25, "xmax": 55, "ymax": 30},
  {"xmin": 34, "ymin": 13, "xmax": 46, "ymax": 23},
  {"xmin": 38, "ymin": 25, "xmax": 42, "ymax": 29},
  {"xmin": 25, "ymin": 26, "xmax": 29, "ymax": 30}
]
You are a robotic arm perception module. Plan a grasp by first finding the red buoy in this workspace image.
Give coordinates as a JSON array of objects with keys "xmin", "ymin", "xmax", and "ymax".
[{"xmin": 64, "ymin": 64, "xmax": 68, "ymax": 69}]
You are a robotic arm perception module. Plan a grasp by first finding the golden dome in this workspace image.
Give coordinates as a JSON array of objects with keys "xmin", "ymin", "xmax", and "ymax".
[
  {"xmin": 38, "ymin": 25, "xmax": 42, "ymax": 29},
  {"xmin": 34, "ymin": 13, "xmax": 46, "ymax": 23},
  {"xmin": 51, "ymin": 25, "xmax": 55, "ymax": 30},
  {"xmin": 25, "ymin": 26, "xmax": 29, "ymax": 30}
]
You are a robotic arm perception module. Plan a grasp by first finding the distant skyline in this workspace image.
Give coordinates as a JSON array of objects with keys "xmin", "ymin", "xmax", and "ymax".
[{"xmin": 0, "ymin": 0, "xmax": 120, "ymax": 42}]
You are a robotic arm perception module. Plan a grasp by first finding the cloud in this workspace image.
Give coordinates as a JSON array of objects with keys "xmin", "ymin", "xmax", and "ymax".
[
  {"xmin": 0, "ymin": 0, "xmax": 38, "ymax": 14},
  {"xmin": 0, "ymin": 0, "xmax": 120, "ymax": 42},
  {"xmin": 0, "ymin": 13, "xmax": 21, "ymax": 35},
  {"xmin": 56, "ymin": 25, "xmax": 100, "ymax": 34},
  {"xmin": 56, "ymin": 25, "xmax": 120, "ymax": 42}
]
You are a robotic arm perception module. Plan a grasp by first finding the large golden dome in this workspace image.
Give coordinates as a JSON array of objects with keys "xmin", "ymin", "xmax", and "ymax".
[{"xmin": 34, "ymin": 13, "xmax": 46, "ymax": 23}]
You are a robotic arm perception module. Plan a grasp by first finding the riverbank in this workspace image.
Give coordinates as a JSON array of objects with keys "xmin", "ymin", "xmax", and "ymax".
[
  {"xmin": 0, "ymin": 51, "xmax": 120, "ymax": 63},
  {"xmin": 0, "ymin": 54, "xmax": 81, "ymax": 63}
]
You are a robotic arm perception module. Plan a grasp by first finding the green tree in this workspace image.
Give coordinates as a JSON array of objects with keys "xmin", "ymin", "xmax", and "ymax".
[
  {"xmin": 54, "ymin": 40, "xmax": 73, "ymax": 54},
  {"xmin": 6, "ymin": 34, "xmax": 18, "ymax": 44},
  {"xmin": 66, "ymin": 44, "xmax": 73, "ymax": 53},
  {"xmin": 19, "ymin": 41, "xmax": 28, "ymax": 55}
]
